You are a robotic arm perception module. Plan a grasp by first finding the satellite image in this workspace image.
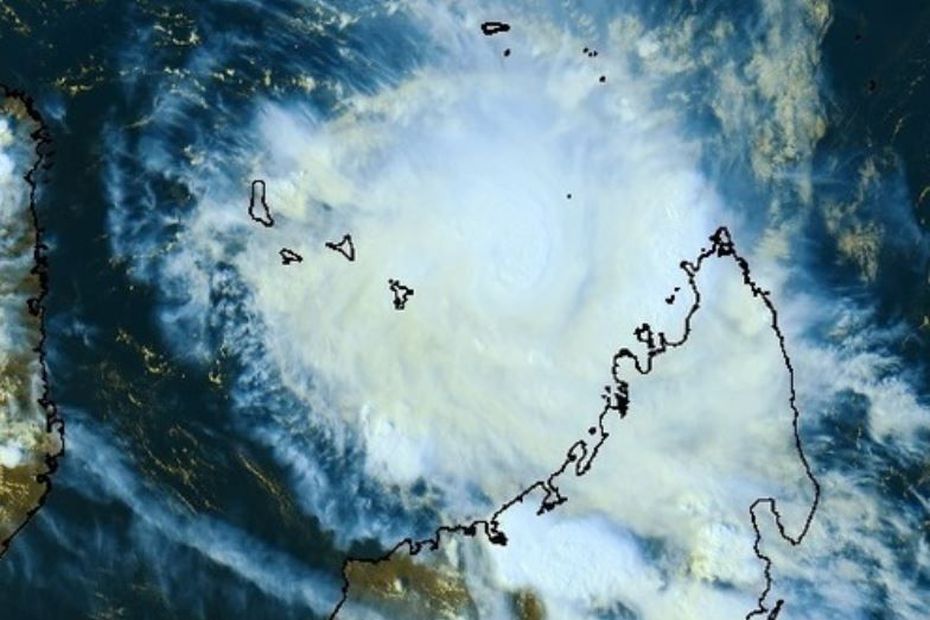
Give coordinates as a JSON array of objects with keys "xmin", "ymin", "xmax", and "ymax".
[{"xmin": 0, "ymin": 1, "xmax": 929, "ymax": 619}]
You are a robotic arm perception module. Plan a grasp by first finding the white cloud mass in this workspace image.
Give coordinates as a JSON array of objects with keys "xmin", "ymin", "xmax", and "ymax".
[{"xmin": 102, "ymin": 0, "xmax": 930, "ymax": 617}]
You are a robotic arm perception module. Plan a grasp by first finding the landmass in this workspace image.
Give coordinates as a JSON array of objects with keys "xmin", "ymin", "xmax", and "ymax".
[
  {"xmin": 248, "ymin": 179, "xmax": 274, "ymax": 227},
  {"xmin": 279, "ymin": 248, "xmax": 303, "ymax": 265},
  {"xmin": 326, "ymin": 234, "xmax": 356, "ymax": 262},
  {"xmin": 331, "ymin": 228, "xmax": 820, "ymax": 620},
  {"xmin": 0, "ymin": 86, "xmax": 63, "ymax": 557},
  {"xmin": 388, "ymin": 279, "xmax": 414, "ymax": 311},
  {"xmin": 480, "ymin": 21, "xmax": 511, "ymax": 36}
]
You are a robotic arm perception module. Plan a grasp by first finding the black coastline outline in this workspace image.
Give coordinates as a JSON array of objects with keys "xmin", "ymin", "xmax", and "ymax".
[
  {"xmin": 279, "ymin": 247, "xmax": 304, "ymax": 265},
  {"xmin": 0, "ymin": 84, "xmax": 64, "ymax": 559},
  {"xmin": 248, "ymin": 179, "xmax": 274, "ymax": 227},
  {"xmin": 328, "ymin": 227, "xmax": 821, "ymax": 619},
  {"xmin": 480, "ymin": 21, "xmax": 511, "ymax": 36},
  {"xmin": 325, "ymin": 234, "xmax": 356, "ymax": 262},
  {"xmin": 387, "ymin": 278, "xmax": 414, "ymax": 311}
]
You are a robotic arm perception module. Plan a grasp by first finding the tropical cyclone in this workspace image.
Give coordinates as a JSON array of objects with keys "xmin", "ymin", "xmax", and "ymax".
[
  {"xmin": 330, "ymin": 228, "xmax": 820, "ymax": 620},
  {"xmin": 0, "ymin": 87, "xmax": 62, "ymax": 557}
]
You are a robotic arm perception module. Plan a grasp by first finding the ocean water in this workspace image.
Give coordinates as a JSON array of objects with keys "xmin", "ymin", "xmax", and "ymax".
[{"xmin": 0, "ymin": 1, "xmax": 927, "ymax": 618}]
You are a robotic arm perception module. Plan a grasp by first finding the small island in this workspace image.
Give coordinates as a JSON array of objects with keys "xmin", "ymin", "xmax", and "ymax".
[
  {"xmin": 480, "ymin": 21, "xmax": 511, "ymax": 36},
  {"xmin": 388, "ymin": 279, "xmax": 414, "ymax": 311},
  {"xmin": 248, "ymin": 179, "xmax": 274, "ymax": 227},
  {"xmin": 279, "ymin": 248, "xmax": 304, "ymax": 265},
  {"xmin": 325, "ymin": 234, "xmax": 356, "ymax": 262}
]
